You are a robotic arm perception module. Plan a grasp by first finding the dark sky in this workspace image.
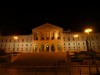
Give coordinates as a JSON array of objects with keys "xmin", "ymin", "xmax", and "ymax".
[{"xmin": 0, "ymin": 5, "xmax": 100, "ymax": 35}]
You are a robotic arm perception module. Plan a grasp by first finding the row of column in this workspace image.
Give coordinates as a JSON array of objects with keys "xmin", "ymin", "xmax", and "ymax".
[
  {"xmin": 33, "ymin": 44, "xmax": 61, "ymax": 52},
  {"xmin": 33, "ymin": 31, "xmax": 61, "ymax": 40}
]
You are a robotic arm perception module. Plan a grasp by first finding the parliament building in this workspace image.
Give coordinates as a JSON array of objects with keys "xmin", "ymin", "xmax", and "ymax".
[{"xmin": 0, "ymin": 23, "xmax": 100, "ymax": 53}]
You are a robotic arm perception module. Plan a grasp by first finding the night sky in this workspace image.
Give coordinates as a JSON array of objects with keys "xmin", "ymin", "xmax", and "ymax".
[{"xmin": 0, "ymin": 5, "xmax": 100, "ymax": 35}]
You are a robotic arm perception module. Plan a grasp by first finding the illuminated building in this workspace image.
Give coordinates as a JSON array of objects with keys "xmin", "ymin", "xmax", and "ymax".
[{"xmin": 0, "ymin": 23, "xmax": 100, "ymax": 53}]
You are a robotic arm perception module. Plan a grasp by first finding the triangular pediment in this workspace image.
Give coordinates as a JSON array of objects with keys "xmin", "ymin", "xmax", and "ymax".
[{"xmin": 33, "ymin": 23, "xmax": 62, "ymax": 31}]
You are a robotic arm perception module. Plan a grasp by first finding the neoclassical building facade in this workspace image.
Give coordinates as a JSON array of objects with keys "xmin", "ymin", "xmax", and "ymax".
[{"xmin": 0, "ymin": 23, "xmax": 100, "ymax": 53}]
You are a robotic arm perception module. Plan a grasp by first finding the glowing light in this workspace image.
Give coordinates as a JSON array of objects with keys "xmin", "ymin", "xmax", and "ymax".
[
  {"xmin": 14, "ymin": 36, "xmax": 18, "ymax": 40},
  {"xmin": 85, "ymin": 28, "xmax": 92, "ymax": 34},
  {"xmin": 73, "ymin": 34, "xmax": 79, "ymax": 38}
]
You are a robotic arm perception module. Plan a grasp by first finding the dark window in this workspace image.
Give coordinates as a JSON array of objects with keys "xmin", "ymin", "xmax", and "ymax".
[
  {"xmin": 73, "ymin": 38, "xmax": 75, "ymax": 41},
  {"xmin": 97, "ymin": 42, "xmax": 99, "ymax": 45},
  {"xmin": 51, "ymin": 37, "xmax": 54, "ymax": 40},
  {"xmin": 68, "ymin": 37, "xmax": 70, "ymax": 41},
  {"xmin": 46, "ymin": 37, "xmax": 49, "ymax": 40},
  {"xmin": 98, "ymin": 45, "xmax": 100, "ymax": 49},
  {"xmin": 26, "ymin": 44, "xmax": 28, "ymax": 46},
  {"xmin": 58, "ymin": 37, "xmax": 60, "ymax": 39},
  {"xmin": 41, "ymin": 37, "xmax": 44, "ymax": 40},
  {"xmin": 5, "ymin": 39, "xmax": 7, "ymax": 42},
  {"xmin": 10, "ymin": 39, "xmax": 11, "ymax": 42},
  {"xmin": 96, "ymin": 36, "xmax": 98, "ymax": 40},
  {"xmin": 82, "ymin": 37, "xmax": 84, "ymax": 41},
  {"xmin": 78, "ymin": 43, "xmax": 80, "ymax": 45},
  {"xmin": 2, "ymin": 39, "xmax": 3, "ymax": 42},
  {"xmin": 36, "ymin": 37, "xmax": 38, "ymax": 40}
]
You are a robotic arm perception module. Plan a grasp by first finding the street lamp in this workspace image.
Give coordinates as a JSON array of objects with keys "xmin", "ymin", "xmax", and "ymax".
[
  {"xmin": 84, "ymin": 28, "xmax": 92, "ymax": 51},
  {"xmin": 84, "ymin": 28, "xmax": 96, "ymax": 65},
  {"xmin": 73, "ymin": 34, "xmax": 79, "ymax": 50}
]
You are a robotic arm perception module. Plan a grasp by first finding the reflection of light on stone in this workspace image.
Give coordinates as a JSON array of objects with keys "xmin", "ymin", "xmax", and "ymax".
[
  {"xmin": 55, "ymin": 32, "xmax": 58, "ymax": 39},
  {"xmin": 47, "ymin": 45, "xmax": 48, "ymax": 47},
  {"xmin": 14, "ymin": 36, "xmax": 18, "ymax": 40}
]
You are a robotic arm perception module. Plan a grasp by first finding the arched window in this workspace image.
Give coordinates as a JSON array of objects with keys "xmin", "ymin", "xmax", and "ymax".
[
  {"xmin": 46, "ymin": 45, "xmax": 49, "ymax": 52},
  {"xmin": 51, "ymin": 44, "xmax": 55, "ymax": 52},
  {"xmin": 40, "ymin": 45, "xmax": 44, "ymax": 52},
  {"xmin": 34, "ymin": 45, "xmax": 38, "ymax": 52},
  {"xmin": 57, "ymin": 44, "xmax": 61, "ymax": 52}
]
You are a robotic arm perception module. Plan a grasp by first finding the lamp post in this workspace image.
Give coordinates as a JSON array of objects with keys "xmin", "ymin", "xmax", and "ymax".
[
  {"xmin": 13, "ymin": 36, "xmax": 18, "ymax": 53},
  {"xmin": 84, "ymin": 28, "xmax": 95, "ymax": 65},
  {"xmin": 73, "ymin": 34, "xmax": 79, "ymax": 50},
  {"xmin": 84, "ymin": 28, "xmax": 92, "ymax": 51}
]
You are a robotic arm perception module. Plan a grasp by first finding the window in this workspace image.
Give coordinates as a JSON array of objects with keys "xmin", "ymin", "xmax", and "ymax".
[
  {"xmin": 92, "ymin": 42, "xmax": 94, "ymax": 45},
  {"xmin": 26, "ymin": 39, "xmax": 28, "ymax": 42},
  {"xmin": 10, "ymin": 39, "xmax": 11, "ymax": 42},
  {"xmin": 51, "ymin": 37, "xmax": 54, "ymax": 40},
  {"xmin": 13, "ymin": 48, "xmax": 15, "ymax": 51},
  {"xmin": 93, "ymin": 46, "xmax": 95, "ymax": 49},
  {"xmin": 83, "ymin": 43, "xmax": 85, "ymax": 45},
  {"xmin": 73, "ymin": 38, "xmax": 75, "ymax": 41},
  {"xmin": 5, "ymin": 39, "xmax": 7, "ymax": 42},
  {"xmin": 26, "ymin": 44, "xmax": 28, "ymax": 46},
  {"xmin": 68, "ymin": 37, "xmax": 70, "ymax": 41},
  {"xmin": 97, "ymin": 42, "xmax": 99, "ymax": 45},
  {"xmin": 74, "ymin": 47, "xmax": 75, "ymax": 50},
  {"xmin": 22, "ymin": 39, "xmax": 24, "ymax": 42},
  {"xmin": 82, "ymin": 37, "xmax": 84, "ymax": 41},
  {"xmin": 98, "ymin": 45, "xmax": 100, "ymax": 49},
  {"xmin": 17, "ymin": 48, "xmax": 19, "ymax": 51},
  {"xmin": 58, "ymin": 37, "xmax": 60, "ymax": 40},
  {"xmin": 41, "ymin": 37, "xmax": 44, "ymax": 40},
  {"xmin": 64, "ymin": 43, "xmax": 65, "ymax": 45},
  {"xmin": 46, "ymin": 37, "xmax": 49, "ymax": 40},
  {"xmin": 2, "ymin": 39, "xmax": 3, "ymax": 42},
  {"xmin": 78, "ymin": 43, "xmax": 80, "ymax": 45},
  {"xmin": 91, "ymin": 36, "xmax": 93, "ymax": 40},
  {"xmin": 96, "ymin": 36, "xmax": 98, "ymax": 40},
  {"xmin": 68, "ymin": 43, "xmax": 70, "ymax": 45}
]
